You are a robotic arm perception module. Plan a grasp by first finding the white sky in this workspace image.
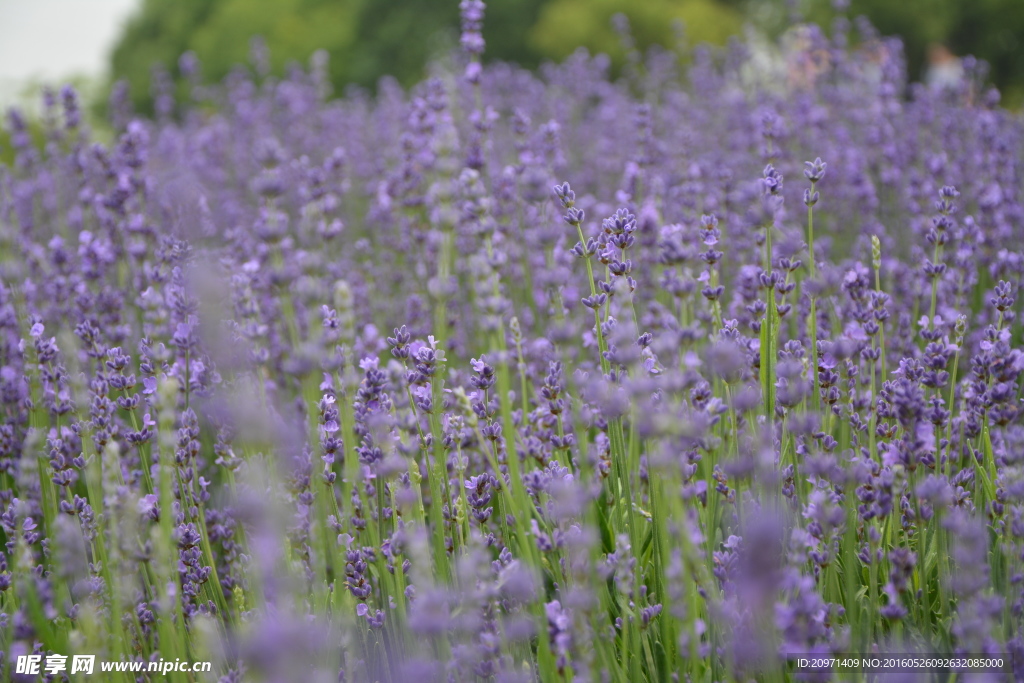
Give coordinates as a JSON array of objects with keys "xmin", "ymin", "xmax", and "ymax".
[{"xmin": 0, "ymin": 0, "xmax": 138, "ymax": 106}]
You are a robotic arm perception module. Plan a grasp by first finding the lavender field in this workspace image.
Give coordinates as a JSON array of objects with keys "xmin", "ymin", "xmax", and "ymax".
[{"xmin": 2, "ymin": 2, "xmax": 1024, "ymax": 681}]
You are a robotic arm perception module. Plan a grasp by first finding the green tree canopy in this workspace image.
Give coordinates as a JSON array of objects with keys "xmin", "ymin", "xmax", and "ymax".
[
  {"xmin": 807, "ymin": 0, "xmax": 1024, "ymax": 105},
  {"xmin": 108, "ymin": 0, "xmax": 1024, "ymax": 112},
  {"xmin": 528, "ymin": 0, "xmax": 743, "ymax": 65},
  {"xmin": 109, "ymin": 0, "xmax": 550, "ymax": 113}
]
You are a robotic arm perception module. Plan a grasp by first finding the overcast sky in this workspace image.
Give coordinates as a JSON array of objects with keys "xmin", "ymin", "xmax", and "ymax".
[{"xmin": 0, "ymin": 0, "xmax": 138, "ymax": 107}]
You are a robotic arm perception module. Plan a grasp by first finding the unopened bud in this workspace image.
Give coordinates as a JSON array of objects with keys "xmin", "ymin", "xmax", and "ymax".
[
  {"xmin": 510, "ymin": 316, "xmax": 522, "ymax": 343},
  {"xmin": 954, "ymin": 315, "xmax": 967, "ymax": 339}
]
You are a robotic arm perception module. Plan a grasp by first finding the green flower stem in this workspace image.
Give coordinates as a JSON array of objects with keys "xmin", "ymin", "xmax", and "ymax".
[
  {"xmin": 427, "ymin": 375, "xmax": 452, "ymax": 586},
  {"xmin": 873, "ymin": 252, "xmax": 888, "ymax": 382},
  {"xmin": 807, "ymin": 196, "xmax": 821, "ymax": 416},
  {"xmin": 762, "ymin": 220, "xmax": 778, "ymax": 432}
]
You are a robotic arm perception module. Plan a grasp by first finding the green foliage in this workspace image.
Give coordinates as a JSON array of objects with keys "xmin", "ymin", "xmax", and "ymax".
[
  {"xmin": 106, "ymin": 0, "xmax": 1024, "ymax": 112},
  {"xmin": 528, "ymin": 0, "xmax": 743, "ymax": 64},
  {"xmin": 189, "ymin": 0, "xmax": 362, "ymax": 83},
  {"xmin": 329, "ymin": 0, "xmax": 549, "ymax": 88},
  {"xmin": 108, "ymin": 0, "xmax": 551, "ymax": 113},
  {"xmin": 943, "ymin": 0, "xmax": 1024, "ymax": 106},
  {"xmin": 0, "ymin": 121, "xmax": 42, "ymax": 167},
  {"xmin": 481, "ymin": 0, "xmax": 548, "ymax": 68},
  {"xmin": 803, "ymin": 0, "xmax": 1024, "ymax": 107},
  {"xmin": 108, "ymin": 0, "xmax": 737, "ymax": 113},
  {"xmin": 340, "ymin": 0, "xmax": 458, "ymax": 89},
  {"xmin": 109, "ymin": 0, "xmax": 221, "ymax": 112}
]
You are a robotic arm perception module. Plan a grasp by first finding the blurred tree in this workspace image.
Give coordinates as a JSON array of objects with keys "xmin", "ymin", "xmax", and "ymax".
[
  {"xmin": 803, "ymin": 0, "xmax": 1024, "ymax": 106},
  {"xmin": 107, "ymin": 0, "xmax": 1024, "ymax": 112},
  {"xmin": 341, "ymin": 0, "xmax": 457, "ymax": 89},
  {"xmin": 944, "ymin": 0, "xmax": 1024, "ymax": 105},
  {"xmin": 109, "ymin": 0, "xmax": 549, "ymax": 113},
  {"xmin": 110, "ymin": 0, "xmax": 222, "ymax": 112},
  {"xmin": 528, "ymin": 0, "xmax": 743, "ymax": 65},
  {"xmin": 188, "ymin": 0, "xmax": 363, "ymax": 84},
  {"xmin": 482, "ymin": 0, "xmax": 548, "ymax": 69}
]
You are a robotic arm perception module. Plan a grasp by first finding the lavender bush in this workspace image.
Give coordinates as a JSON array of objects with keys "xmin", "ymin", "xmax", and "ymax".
[{"xmin": 2, "ymin": 3, "xmax": 1024, "ymax": 681}]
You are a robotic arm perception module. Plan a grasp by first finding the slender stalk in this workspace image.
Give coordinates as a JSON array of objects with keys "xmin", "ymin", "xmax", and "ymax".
[{"xmin": 807, "ymin": 192, "xmax": 820, "ymax": 416}]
